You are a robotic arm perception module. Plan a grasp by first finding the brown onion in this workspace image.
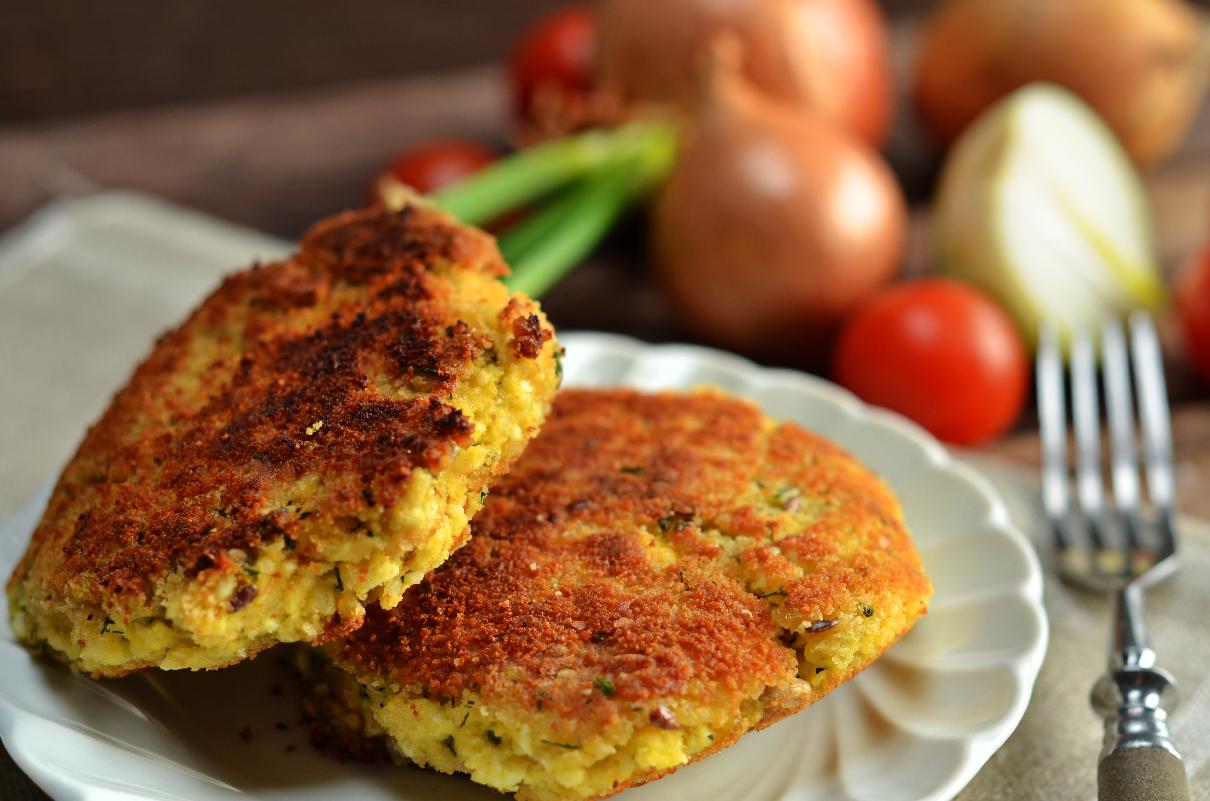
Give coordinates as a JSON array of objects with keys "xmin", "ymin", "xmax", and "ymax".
[
  {"xmin": 597, "ymin": 0, "xmax": 893, "ymax": 146},
  {"xmin": 653, "ymin": 50, "xmax": 907, "ymax": 365},
  {"xmin": 914, "ymin": 0, "xmax": 1210, "ymax": 166}
]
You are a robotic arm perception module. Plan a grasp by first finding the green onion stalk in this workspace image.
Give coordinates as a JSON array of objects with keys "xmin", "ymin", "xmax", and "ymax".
[{"xmin": 429, "ymin": 120, "xmax": 679, "ymax": 298}]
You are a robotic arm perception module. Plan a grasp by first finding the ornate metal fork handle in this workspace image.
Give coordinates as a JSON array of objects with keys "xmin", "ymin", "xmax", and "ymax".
[{"xmin": 1091, "ymin": 585, "xmax": 1186, "ymax": 800}]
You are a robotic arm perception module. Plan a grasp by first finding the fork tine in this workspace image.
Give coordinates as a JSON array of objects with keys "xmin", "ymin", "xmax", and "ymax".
[
  {"xmin": 1129, "ymin": 313, "xmax": 1178, "ymax": 561},
  {"xmin": 1101, "ymin": 318, "xmax": 1143, "ymax": 555},
  {"xmin": 1071, "ymin": 326, "xmax": 1109, "ymax": 554},
  {"xmin": 1037, "ymin": 323, "xmax": 1071, "ymax": 552}
]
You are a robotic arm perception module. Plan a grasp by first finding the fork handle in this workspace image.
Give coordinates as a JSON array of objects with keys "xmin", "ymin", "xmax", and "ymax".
[
  {"xmin": 1093, "ymin": 664, "xmax": 1188, "ymax": 801},
  {"xmin": 1099, "ymin": 746, "xmax": 1189, "ymax": 801}
]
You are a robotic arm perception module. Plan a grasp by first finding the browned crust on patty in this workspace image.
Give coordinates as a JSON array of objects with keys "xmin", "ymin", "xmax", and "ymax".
[
  {"xmin": 330, "ymin": 388, "xmax": 931, "ymax": 778},
  {"xmin": 7, "ymin": 204, "xmax": 549, "ymax": 647},
  {"xmin": 335, "ymin": 391, "xmax": 787, "ymax": 719}
]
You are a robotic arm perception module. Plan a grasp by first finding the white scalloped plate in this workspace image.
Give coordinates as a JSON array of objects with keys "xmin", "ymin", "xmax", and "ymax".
[{"xmin": 0, "ymin": 331, "xmax": 1047, "ymax": 801}]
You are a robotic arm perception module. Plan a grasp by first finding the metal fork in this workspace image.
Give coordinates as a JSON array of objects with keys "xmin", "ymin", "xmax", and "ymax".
[{"xmin": 1037, "ymin": 313, "xmax": 1189, "ymax": 801}]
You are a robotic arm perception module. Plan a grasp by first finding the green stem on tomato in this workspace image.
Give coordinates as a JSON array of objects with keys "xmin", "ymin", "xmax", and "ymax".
[
  {"xmin": 432, "ymin": 120, "xmax": 677, "ymax": 228},
  {"xmin": 501, "ymin": 126, "xmax": 678, "ymax": 297}
]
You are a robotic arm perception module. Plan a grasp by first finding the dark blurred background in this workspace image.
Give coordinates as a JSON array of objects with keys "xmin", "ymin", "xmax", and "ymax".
[
  {"xmin": 0, "ymin": 0, "xmax": 967, "ymax": 123},
  {"xmin": 2, "ymin": 0, "xmax": 1205, "ymax": 235},
  {"xmin": 1, "ymin": 0, "xmax": 1208, "ymax": 376},
  {"xmin": 1, "ymin": 0, "xmax": 1208, "ymax": 410},
  {"xmin": 0, "ymin": 0, "xmax": 1208, "ymax": 397},
  {"xmin": 0, "ymin": 0, "xmax": 995, "ymax": 239},
  {"xmin": 0, "ymin": 1, "xmax": 580, "ymax": 122}
]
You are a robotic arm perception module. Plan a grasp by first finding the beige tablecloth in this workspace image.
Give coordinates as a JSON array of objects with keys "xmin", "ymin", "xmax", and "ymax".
[{"xmin": 0, "ymin": 193, "xmax": 1207, "ymax": 801}]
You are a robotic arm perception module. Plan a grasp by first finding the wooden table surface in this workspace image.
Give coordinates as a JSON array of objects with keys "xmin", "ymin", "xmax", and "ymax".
[{"xmin": 2, "ymin": 24, "xmax": 1210, "ymax": 801}]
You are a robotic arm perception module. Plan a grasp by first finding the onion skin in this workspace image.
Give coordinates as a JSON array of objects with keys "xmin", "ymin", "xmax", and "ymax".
[
  {"xmin": 932, "ymin": 83, "xmax": 1166, "ymax": 346},
  {"xmin": 653, "ymin": 69, "xmax": 907, "ymax": 365},
  {"xmin": 597, "ymin": 0, "xmax": 893, "ymax": 146},
  {"xmin": 792, "ymin": 0, "xmax": 892, "ymax": 146},
  {"xmin": 914, "ymin": 0, "xmax": 1210, "ymax": 166}
]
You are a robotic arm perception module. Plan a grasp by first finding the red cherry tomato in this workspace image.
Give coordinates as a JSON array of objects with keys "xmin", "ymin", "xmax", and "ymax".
[
  {"xmin": 379, "ymin": 139, "xmax": 498, "ymax": 196},
  {"xmin": 1176, "ymin": 245, "xmax": 1210, "ymax": 384},
  {"xmin": 833, "ymin": 279, "xmax": 1028, "ymax": 446},
  {"xmin": 510, "ymin": 5, "xmax": 598, "ymax": 118}
]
